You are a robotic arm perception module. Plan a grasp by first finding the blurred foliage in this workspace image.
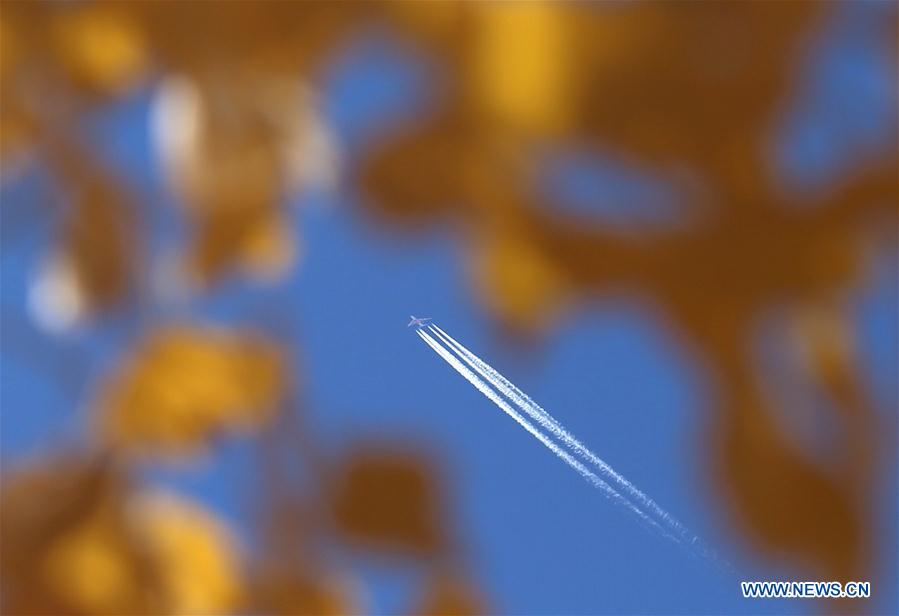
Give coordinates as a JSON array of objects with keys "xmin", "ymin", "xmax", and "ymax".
[
  {"xmin": 330, "ymin": 446, "xmax": 446, "ymax": 557},
  {"xmin": 1, "ymin": 1, "xmax": 896, "ymax": 614},
  {"xmin": 96, "ymin": 325, "xmax": 285, "ymax": 458},
  {"xmin": 0, "ymin": 455, "xmax": 242, "ymax": 615}
]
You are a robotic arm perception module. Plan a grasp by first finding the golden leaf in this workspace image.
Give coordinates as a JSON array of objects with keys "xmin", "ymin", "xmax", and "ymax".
[
  {"xmin": 471, "ymin": 225, "xmax": 569, "ymax": 333},
  {"xmin": 96, "ymin": 325, "xmax": 286, "ymax": 458},
  {"xmin": 131, "ymin": 491, "xmax": 243, "ymax": 616},
  {"xmin": 52, "ymin": 4, "xmax": 148, "ymax": 96},
  {"xmin": 470, "ymin": 3, "xmax": 572, "ymax": 136},
  {"xmin": 0, "ymin": 455, "xmax": 246, "ymax": 616},
  {"xmin": 0, "ymin": 456, "xmax": 161, "ymax": 616},
  {"xmin": 41, "ymin": 510, "xmax": 147, "ymax": 615}
]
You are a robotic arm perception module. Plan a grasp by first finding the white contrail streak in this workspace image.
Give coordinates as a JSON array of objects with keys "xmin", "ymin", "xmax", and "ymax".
[
  {"xmin": 427, "ymin": 324, "xmax": 698, "ymax": 547},
  {"xmin": 417, "ymin": 323, "xmax": 727, "ymax": 567},
  {"xmin": 416, "ymin": 330, "xmax": 670, "ymax": 539}
]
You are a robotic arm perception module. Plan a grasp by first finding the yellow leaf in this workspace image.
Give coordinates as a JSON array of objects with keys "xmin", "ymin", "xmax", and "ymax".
[
  {"xmin": 96, "ymin": 325, "xmax": 286, "ymax": 458},
  {"xmin": 472, "ymin": 3, "xmax": 571, "ymax": 135},
  {"xmin": 53, "ymin": 5, "xmax": 147, "ymax": 95},
  {"xmin": 42, "ymin": 512, "xmax": 143, "ymax": 614},
  {"xmin": 0, "ymin": 456, "xmax": 162, "ymax": 615},
  {"xmin": 132, "ymin": 491, "xmax": 243, "ymax": 616},
  {"xmin": 471, "ymin": 228, "xmax": 569, "ymax": 333}
]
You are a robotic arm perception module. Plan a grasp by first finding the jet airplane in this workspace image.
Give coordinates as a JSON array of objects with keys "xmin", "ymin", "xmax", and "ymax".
[{"xmin": 407, "ymin": 315, "xmax": 433, "ymax": 328}]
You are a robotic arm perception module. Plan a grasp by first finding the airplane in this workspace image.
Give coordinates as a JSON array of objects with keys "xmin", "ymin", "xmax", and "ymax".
[{"xmin": 407, "ymin": 315, "xmax": 433, "ymax": 328}]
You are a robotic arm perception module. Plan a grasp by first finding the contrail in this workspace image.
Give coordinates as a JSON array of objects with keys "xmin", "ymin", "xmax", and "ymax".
[
  {"xmin": 427, "ymin": 324, "xmax": 697, "ymax": 546},
  {"xmin": 416, "ymin": 329, "xmax": 670, "ymax": 539},
  {"xmin": 417, "ymin": 323, "xmax": 728, "ymax": 567}
]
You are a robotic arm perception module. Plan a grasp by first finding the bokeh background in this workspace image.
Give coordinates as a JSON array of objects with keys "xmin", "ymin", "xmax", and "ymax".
[{"xmin": 1, "ymin": 2, "xmax": 897, "ymax": 615}]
